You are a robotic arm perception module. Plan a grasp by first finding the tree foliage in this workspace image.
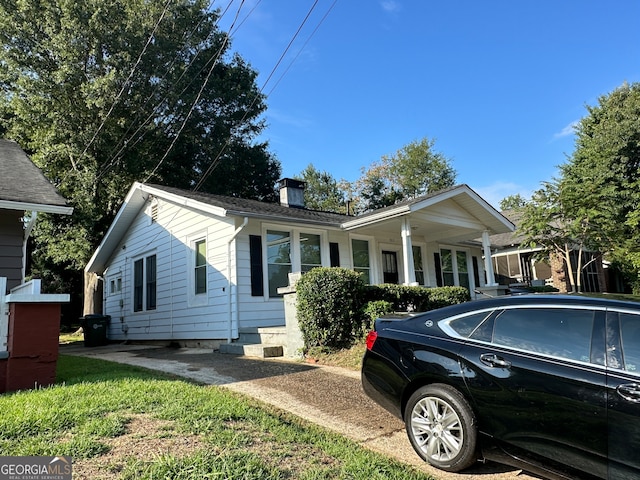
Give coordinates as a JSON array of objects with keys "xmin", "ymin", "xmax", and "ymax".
[
  {"xmin": 518, "ymin": 180, "xmax": 598, "ymax": 292},
  {"xmin": 519, "ymin": 82, "xmax": 640, "ymax": 292},
  {"xmin": 295, "ymin": 164, "xmax": 347, "ymax": 213},
  {"xmin": 353, "ymin": 137, "xmax": 456, "ymax": 212},
  {"xmin": 0, "ymin": 0, "xmax": 280, "ymax": 275},
  {"xmin": 499, "ymin": 194, "xmax": 528, "ymax": 211},
  {"xmin": 561, "ymin": 82, "xmax": 640, "ymax": 278}
]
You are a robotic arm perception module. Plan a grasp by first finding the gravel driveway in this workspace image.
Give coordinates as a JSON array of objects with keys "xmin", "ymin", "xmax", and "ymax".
[{"xmin": 61, "ymin": 343, "xmax": 539, "ymax": 480}]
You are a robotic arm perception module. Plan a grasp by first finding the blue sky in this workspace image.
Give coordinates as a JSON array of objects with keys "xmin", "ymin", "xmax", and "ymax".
[{"xmin": 219, "ymin": 1, "xmax": 640, "ymax": 208}]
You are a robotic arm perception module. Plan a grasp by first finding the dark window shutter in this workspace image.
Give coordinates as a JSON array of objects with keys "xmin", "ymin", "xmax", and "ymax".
[
  {"xmin": 434, "ymin": 252, "xmax": 443, "ymax": 287},
  {"xmin": 329, "ymin": 242, "xmax": 340, "ymax": 267},
  {"xmin": 249, "ymin": 235, "xmax": 264, "ymax": 296},
  {"xmin": 472, "ymin": 256, "xmax": 481, "ymax": 287}
]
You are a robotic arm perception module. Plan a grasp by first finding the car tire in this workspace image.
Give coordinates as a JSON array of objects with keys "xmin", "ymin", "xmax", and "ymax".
[{"xmin": 404, "ymin": 384, "xmax": 478, "ymax": 472}]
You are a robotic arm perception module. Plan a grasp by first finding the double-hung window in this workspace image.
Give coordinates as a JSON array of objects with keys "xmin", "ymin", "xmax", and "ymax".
[
  {"xmin": 300, "ymin": 233, "xmax": 322, "ymax": 273},
  {"xmin": 194, "ymin": 239, "xmax": 207, "ymax": 295},
  {"xmin": 352, "ymin": 239, "xmax": 371, "ymax": 284},
  {"xmin": 412, "ymin": 246, "xmax": 425, "ymax": 285},
  {"xmin": 267, "ymin": 230, "xmax": 292, "ymax": 297},
  {"xmin": 133, "ymin": 254, "xmax": 157, "ymax": 312}
]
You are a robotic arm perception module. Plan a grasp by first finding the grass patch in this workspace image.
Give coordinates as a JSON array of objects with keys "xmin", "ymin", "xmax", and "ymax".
[
  {"xmin": 0, "ymin": 355, "xmax": 431, "ymax": 479},
  {"xmin": 59, "ymin": 330, "xmax": 84, "ymax": 345}
]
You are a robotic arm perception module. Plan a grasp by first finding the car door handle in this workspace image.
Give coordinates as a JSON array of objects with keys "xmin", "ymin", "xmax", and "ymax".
[
  {"xmin": 617, "ymin": 383, "xmax": 640, "ymax": 403},
  {"xmin": 480, "ymin": 353, "xmax": 512, "ymax": 368}
]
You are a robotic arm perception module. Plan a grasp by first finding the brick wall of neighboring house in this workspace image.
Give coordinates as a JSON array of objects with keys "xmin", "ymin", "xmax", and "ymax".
[
  {"xmin": 550, "ymin": 253, "xmax": 569, "ymax": 293},
  {"xmin": 549, "ymin": 251, "xmax": 608, "ymax": 293}
]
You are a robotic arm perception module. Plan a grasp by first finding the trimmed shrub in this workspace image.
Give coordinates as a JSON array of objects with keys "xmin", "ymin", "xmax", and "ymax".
[
  {"xmin": 296, "ymin": 267, "xmax": 366, "ymax": 351},
  {"xmin": 363, "ymin": 284, "xmax": 470, "ymax": 312},
  {"xmin": 361, "ymin": 300, "xmax": 394, "ymax": 334}
]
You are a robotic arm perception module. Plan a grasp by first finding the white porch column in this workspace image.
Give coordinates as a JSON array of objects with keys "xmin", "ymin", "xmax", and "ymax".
[
  {"xmin": 401, "ymin": 218, "xmax": 416, "ymax": 285},
  {"xmin": 482, "ymin": 230, "xmax": 498, "ymax": 286}
]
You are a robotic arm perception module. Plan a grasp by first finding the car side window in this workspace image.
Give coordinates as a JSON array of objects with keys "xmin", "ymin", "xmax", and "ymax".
[
  {"xmin": 492, "ymin": 308, "xmax": 594, "ymax": 362},
  {"xmin": 448, "ymin": 311, "xmax": 493, "ymax": 338},
  {"xmin": 619, "ymin": 312, "xmax": 640, "ymax": 373}
]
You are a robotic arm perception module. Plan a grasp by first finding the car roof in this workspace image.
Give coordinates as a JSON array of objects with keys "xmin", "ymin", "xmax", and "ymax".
[{"xmin": 422, "ymin": 293, "xmax": 640, "ymax": 319}]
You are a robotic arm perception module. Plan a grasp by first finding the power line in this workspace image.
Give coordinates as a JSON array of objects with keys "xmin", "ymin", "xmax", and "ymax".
[
  {"xmin": 193, "ymin": 0, "xmax": 333, "ymax": 192},
  {"xmin": 96, "ymin": 0, "xmax": 236, "ymax": 182},
  {"xmin": 81, "ymin": 0, "xmax": 172, "ymax": 158},
  {"xmin": 143, "ymin": 0, "xmax": 247, "ymax": 183}
]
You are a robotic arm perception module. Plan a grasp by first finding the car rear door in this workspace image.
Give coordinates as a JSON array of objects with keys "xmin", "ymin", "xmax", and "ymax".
[
  {"xmin": 605, "ymin": 309, "xmax": 640, "ymax": 479},
  {"xmin": 457, "ymin": 306, "xmax": 608, "ymax": 478}
]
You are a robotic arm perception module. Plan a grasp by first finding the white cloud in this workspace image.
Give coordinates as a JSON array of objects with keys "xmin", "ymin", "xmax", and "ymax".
[
  {"xmin": 266, "ymin": 108, "xmax": 312, "ymax": 129},
  {"xmin": 474, "ymin": 182, "xmax": 533, "ymax": 210},
  {"xmin": 553, "ymin": 120, "xmax": 578, "ymax": 139},
  {"xmin": 380, "ymin": 1, "xmax": 401, "ymax": 13}
]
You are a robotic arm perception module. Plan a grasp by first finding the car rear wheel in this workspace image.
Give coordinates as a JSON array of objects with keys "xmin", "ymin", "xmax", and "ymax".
[{"xmin": 404, "ymin": 384, "xmax": 477, "ymax": 472}]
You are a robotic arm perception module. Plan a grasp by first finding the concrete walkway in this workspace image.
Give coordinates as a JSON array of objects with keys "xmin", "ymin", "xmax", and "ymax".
[{"xmin": 60, "ymin": 343, "xmax": 536, "ymax": 480}]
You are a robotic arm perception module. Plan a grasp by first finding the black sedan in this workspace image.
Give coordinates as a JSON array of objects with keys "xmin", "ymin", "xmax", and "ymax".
[{"xmin": 361, "ymin": 294, "xmax": 640, "ymax": 480}]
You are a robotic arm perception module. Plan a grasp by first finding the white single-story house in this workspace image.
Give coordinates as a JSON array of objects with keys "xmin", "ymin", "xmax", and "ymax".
[{"xmin": 84, "ymin": 180, "xmax": 514, "ymax": 347}]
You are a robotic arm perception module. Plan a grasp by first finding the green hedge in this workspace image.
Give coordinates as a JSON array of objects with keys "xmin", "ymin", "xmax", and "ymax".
[
  {"xmin": 295, "ymin": 268, "xmax": 471, "ymax": 352},
  {"xmin": 363, "ymin": 284, "xmax": 470, "ymax": 311},
  {"xmin": 296, "ymin": 268, "xmax": 366, "ymax": 351}
]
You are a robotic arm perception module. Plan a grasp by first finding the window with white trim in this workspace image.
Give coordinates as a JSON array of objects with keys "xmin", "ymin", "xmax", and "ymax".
[
  {"xmin": 440, "ymin": 247, "xmax": 470, "ymax": 290},
  {"xmin": 300, "ymin": 233, "xmax": 322, "ymax": 273},
  {"xmin": 352, "ymin": 238, "xmax": 371, "ymax": 284},
  {"xmin": 267, "ymin": 230, "xmax": 292, "ymax": 297},
  {"xmin": 133, "ymin": 254, "xmax": 156, "ymax": 312},
  {"xmin": 194, "ymin": 239, "xmax": 207, "ymax": 295},
  {"xmin": 412, "ymin": 246, "xmax": 425, "ymax": 285},
  {"xmin": 109, "ymin": 276, "xmax": 122, "ymax": 295}
]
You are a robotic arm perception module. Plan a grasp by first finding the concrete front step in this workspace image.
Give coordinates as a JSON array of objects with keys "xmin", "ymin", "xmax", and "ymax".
[
  {"xmin": 236, "ymin": 326, "xmax": 287, "ymax": 345},
  {"xmin": 218, "ymin": 342, "xmax": 284, "ymax": 358}
]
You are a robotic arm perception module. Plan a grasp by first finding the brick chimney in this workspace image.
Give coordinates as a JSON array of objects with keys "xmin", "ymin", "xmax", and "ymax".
[{"xmin": 278, "ymin": 178, "xmax": 306, "ymax": 208}]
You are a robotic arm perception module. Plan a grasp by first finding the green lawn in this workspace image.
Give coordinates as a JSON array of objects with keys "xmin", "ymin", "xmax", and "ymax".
[{"xmin": 0, "ymin": 355, "xmax": 431, "ymax": 480}]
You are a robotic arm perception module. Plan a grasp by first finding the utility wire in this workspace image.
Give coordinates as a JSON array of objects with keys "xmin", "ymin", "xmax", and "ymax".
[
  {"xmin": 193, "ymin": 0, "xmax": 327, "ymax": 192},
  {"xmin": 81, "ymin": 0, "xmax": 172, "ymax": 158},
  {"xmin": 96, "ymin": 0, "xmax": 236, "ymax": 182},
  {"xmin": 266, "ymin": 0, "xmax": 337, "ymax": 98},
  {"xmin": 143, "ymin": 0, "xmax": 246, "ymax": 183}
]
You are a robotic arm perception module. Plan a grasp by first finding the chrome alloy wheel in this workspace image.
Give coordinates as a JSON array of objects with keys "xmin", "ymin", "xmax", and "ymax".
[{"xmin": 409, "ymin": 395, "xmax": 464, "ymax": 462}]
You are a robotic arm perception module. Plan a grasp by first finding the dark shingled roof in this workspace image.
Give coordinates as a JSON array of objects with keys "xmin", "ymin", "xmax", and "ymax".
[
  {"xmin": 489, "ymin": 210, "xmax": 526, "ymax": 247},
  {"xmin": 0, "ymin": 139, "xmax": 69, "ymax": 208},
  {"xmin": 146, "ymin": 184, "xmax": 348, "ymax": 226}
]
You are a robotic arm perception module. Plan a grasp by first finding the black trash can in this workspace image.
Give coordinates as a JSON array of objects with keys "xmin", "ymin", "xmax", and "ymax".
[{"xmin": 81, "ymin": 314, "xmax": 111, "ymax": 347}]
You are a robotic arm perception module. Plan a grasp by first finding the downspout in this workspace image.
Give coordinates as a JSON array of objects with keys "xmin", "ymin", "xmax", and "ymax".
[
  {"xmin": 21, "ymin": 212, "xmax": 37, "ymax": 283},
  {"xmin": 227, "ymin": 217, "xmax": 248, "ymax": 343}
]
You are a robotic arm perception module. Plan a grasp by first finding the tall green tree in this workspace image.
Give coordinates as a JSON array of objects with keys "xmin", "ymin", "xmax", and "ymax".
[
  {"xmin": 354, "ymin": 137, "xmax": 456, "ymax": 212},
  {"xmin": 518, "ymin": 180, "xmax": 599, "ymax": 293},
  {"xmin": 561, "ymin": 82, "xmax": 640, "ymax": 289},
  {"xmin": 499, "ymin": 194, "xmax": 528, "ymax": 211},
  {"xmin": 0, "ymin": 0, "xmax": 280, "ymax": 276},
  {"xmin": 295, "ymin": 164, "xmax": 347, "ymax": 213}
]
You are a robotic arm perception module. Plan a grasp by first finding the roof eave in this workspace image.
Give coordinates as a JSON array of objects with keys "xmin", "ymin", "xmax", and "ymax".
[
  {"xmin": 0, "ymin": 199, "xmax": 73, "ymax": 215},
  {"xmin": 341, "ymin": 205, "xmax": 410, "ymax": 230}
]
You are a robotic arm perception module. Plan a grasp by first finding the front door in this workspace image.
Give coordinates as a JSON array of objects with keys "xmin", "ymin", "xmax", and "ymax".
[{"xmin": 382, "ymin": 251, "xmax": 399, "ymax": 284}]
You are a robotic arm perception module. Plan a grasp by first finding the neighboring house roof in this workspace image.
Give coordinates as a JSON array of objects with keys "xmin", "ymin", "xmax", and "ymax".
[
  {"xmin": 86, "ymin": 182, "xmax": 514, "ymax": 274},
  {"xmin": 0, "ymin": 139, "xmax": 72, "ymax": 214},
  {"xmin": 489, "ymin": 210, "xmax": 527, "ymax": 248}
]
